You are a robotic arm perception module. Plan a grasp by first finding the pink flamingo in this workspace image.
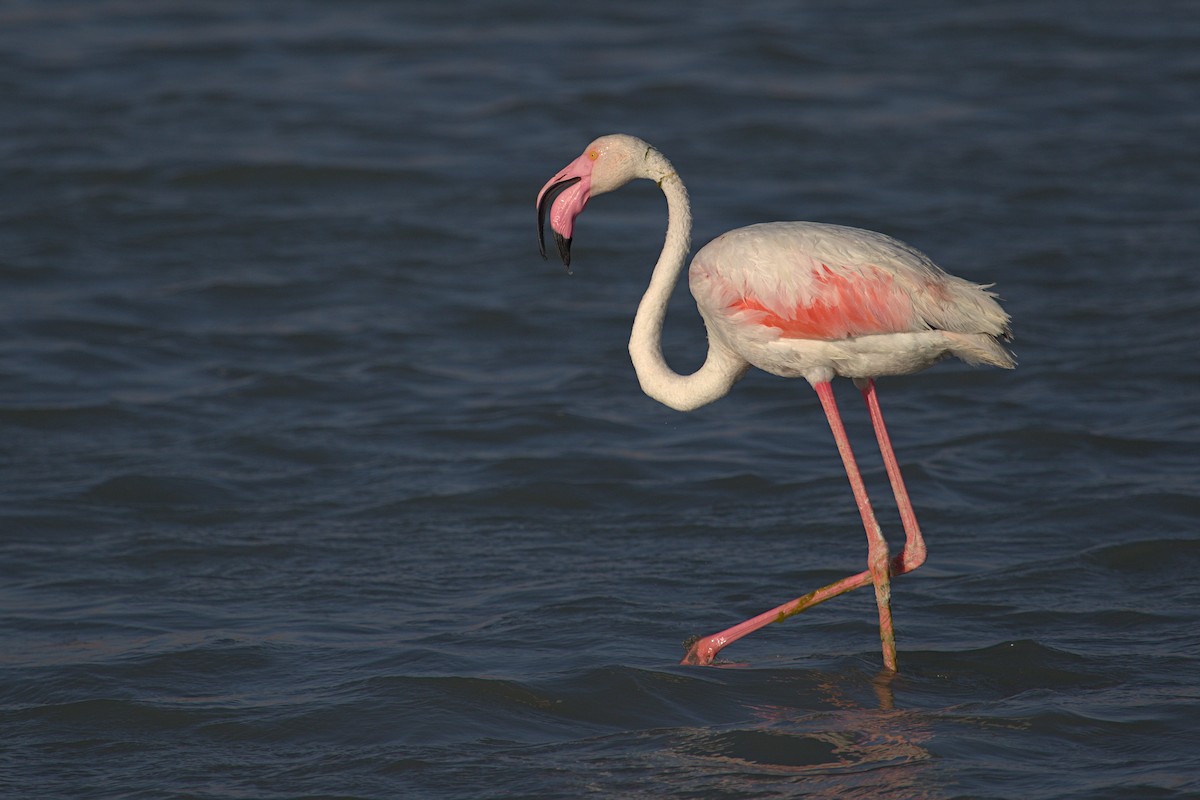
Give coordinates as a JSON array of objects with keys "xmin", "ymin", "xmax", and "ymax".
[{"xmin": 536, "ymin": 134, "xmax": 1014, "ymax": 671}]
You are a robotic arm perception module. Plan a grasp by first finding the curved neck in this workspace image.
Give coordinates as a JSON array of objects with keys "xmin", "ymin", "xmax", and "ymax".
[{"xmin": 627, "ymin": 166, "xmax": 745, "ymax": 412}]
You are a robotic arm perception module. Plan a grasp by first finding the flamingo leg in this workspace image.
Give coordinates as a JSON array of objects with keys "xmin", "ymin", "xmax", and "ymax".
[
  {"xmin": 681, "ymin": 381, "xmax": 900, "ymax": 670},
  {"xmin": 859, "ymin": 379, "xmax": 926, "ymax": 574},
  {"xmin": 680, "ymin": 568, "xmax": 878, "ymax": 666},
  {"xmin": 815, "ymin": 381, "xmax": 897, "ymax": 671}
]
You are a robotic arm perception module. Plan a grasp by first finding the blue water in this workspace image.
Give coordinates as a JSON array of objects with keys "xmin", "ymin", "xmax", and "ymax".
[{"xmin": 3, "ymin": 1, "xmax": 1199, "ymax": 797}]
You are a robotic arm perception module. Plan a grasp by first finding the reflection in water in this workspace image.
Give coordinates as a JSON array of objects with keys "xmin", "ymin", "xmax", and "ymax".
[{"xmin": 669, "ymin": 669, "xmax": 942, "ymax": 798}]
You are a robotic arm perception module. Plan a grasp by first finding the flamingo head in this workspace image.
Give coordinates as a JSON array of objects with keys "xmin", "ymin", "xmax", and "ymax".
[{"xmin": 537, "ymin": 134, "xmax": 660, "ymax": 267}]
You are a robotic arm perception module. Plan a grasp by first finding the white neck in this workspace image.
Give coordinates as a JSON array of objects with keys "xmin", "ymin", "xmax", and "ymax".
[{"xmin": 626, "ymin": 163, "xmax": 746, "ymax": 412}]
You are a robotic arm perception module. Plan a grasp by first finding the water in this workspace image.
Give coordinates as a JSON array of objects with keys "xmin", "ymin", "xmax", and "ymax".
[{"xmin": 2, "ymin": 1, "xmax": 1198, "ymax": 797}]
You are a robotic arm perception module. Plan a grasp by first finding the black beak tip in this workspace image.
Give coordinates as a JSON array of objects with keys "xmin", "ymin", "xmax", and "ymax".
[{"xmin": 554, "ymin": 232, "xmax": 572, "ymax": 267}]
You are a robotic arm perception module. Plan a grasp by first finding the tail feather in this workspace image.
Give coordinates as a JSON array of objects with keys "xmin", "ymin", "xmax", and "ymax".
[{"xmin": 944, "ymin": 331, "xmax": 1017, "ymax": 369}]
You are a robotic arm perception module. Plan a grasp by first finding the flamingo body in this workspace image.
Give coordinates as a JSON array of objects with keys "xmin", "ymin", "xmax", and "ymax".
[
  {"xmin": 689, "ymin": 221, "xmax": 1014, "ymax": 384},
  {"xmin": 535, "ymin": 134, "xmax": 1013, "ymax": 670}
]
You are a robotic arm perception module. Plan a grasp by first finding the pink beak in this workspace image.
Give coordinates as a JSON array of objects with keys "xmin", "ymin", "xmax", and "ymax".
[{"xmin": 536, "ymin": 152, "xmax": 594, "ymax": 267}]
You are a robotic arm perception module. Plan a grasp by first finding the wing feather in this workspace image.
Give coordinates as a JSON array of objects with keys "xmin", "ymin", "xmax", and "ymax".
[{"xmin": 690, "ymin": 222, "xmax": 1011, "ymax": 342}]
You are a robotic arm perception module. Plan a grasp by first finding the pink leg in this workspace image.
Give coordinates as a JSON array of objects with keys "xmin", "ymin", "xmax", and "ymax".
[
  {"xmin": 860, "ymin": 379, "xmax": 926, "ymax": 574},
  {"xmin": 816, "ymin": 381, "xmax": 897, "ymax": 671},
  {"xmin": 682, "ymin": 381, "xmax": 898, "ymax": 670},
  {"xmin": 680, "ymin": 568, "xmax": 878, "ymax": 666}
]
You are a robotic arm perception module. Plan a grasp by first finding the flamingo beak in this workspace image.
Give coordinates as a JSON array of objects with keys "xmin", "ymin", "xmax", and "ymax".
[
  {"xmin": 537, "ymin": 176, "xmax": 581, "ymax": 266},
  {"xmin": 536, "ymin": 152, "xmax": 595, "ymax": 268}
]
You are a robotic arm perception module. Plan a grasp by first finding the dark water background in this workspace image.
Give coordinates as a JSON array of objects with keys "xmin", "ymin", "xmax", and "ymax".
[{"xmin": 3, "ymin": 1, "xmax": 1199, "ymax": 797}]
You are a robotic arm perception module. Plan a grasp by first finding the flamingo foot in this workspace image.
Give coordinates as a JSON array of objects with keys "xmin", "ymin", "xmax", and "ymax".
[{"xmin": 680, "ymin": 634, "xmax": 724, "ymax": 666}]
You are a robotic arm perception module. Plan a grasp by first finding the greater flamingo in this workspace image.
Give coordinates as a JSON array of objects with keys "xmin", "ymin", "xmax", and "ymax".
[{"xmin": 536, "ymin": 134, "xmax": 1013, "ymax": 671}]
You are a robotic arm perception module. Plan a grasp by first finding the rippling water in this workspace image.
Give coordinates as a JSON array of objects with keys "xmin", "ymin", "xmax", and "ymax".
[{"xmin": 3, "ymin": 1, "xmax": 1198, "ymax": 797}]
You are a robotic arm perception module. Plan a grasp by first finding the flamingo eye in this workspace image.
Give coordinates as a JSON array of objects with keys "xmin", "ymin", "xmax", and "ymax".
[{"xmin": 588, "ymin": 150, "xmax": 599, "ymax": 161}]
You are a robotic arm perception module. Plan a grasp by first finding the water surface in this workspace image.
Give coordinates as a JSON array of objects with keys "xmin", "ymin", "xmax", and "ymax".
[{"xmin": 2, "ymin": 1, "xmax": 1198, "ymax": 797}]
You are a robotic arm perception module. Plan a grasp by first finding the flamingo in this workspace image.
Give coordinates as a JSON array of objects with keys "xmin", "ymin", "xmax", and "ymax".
[{"xmin": 535, "ymin": 134, "xmax": 1013, "ymax": 671}]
